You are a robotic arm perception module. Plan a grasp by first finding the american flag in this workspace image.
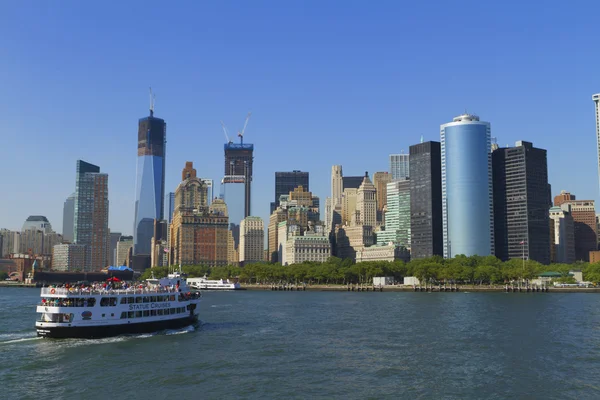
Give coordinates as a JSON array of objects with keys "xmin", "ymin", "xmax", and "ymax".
[{"xmin": 519, "ymin": 241, "xmax": 524, "ymax": 245}]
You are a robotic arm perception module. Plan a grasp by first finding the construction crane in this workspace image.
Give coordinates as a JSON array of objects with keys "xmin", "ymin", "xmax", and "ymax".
[
  {"xmin": 237, "ymin": 112, "xmax": 252, "ymax": 145},
  {"xmin": 220, "ymin": 121, "xmax": 232, "ymax": 144}
]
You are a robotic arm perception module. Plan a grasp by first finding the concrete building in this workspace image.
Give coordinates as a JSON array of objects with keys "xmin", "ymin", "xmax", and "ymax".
[
  {"xmin": 356, "ymin": 172, "xmax": 377, "ymax": 227},
  {"xmin": 19, "ymin": 229, "xmax": 44, "ymax": 255},
  {"xmin": 590, "ymin": 251, "xmax": 600, "ymax": 263},
  {"xmin": 43, "ymin": 232, "xmax": 63, "ymax": 257},
  {"xmin": 441, "ymin": 114, "xmax": 494, "ymax": 258},
  {"xmin": 22, "ymin": 216, "xmax": 53, "ymax": 234},
  {"xmin": 331, "ymin": 165, "xmax": 344, "ymax": 206},
  {"xmin": 52, "ymin": 243, "xmax": 87, "ymax": 272},
  {"xmin": 134, "ymin": 100, "xmax": 166, "ymax": 257},
  {"xmin": 334, "ymin": 225, "xmax": 375, "ymax": 261},
  {"xmin": 170, "ymin": 162, "xmax": 229, "ymax": 267},
  {"xmin": 166, "ymin": 192, "xmax": 175, "ymax": 224},
  {"xmin": 389, "ymin": 153, "xmax": 409, "ymax": 180},
  {"xmin": 341, "ymin": 188, "xmax": 358, "ymax": 226},
  {"xmin": 377, "ymin": 179, "xmax": 410, "ymax": 248},
  {"xmin": 558, "ymin": 199, "xmax": 597, "ymax": 261},
  {"xmin": 356, "ymin": 243, "xmax": 410, "ymax": 263},
  {"xmin": 150, "ymin": 220, "xmax": 168, "ymax": 267},
  {"xmin": 62, "ymin": 193, "xmax": 75, "ymax": 243},
  {"xmin": 270, "ymin": 171, "xmax": 309, "ymax": 213},
  {"xmin": 284, "ymin": 230, "xmax": 331, "ymax": 265},
  {"xmin": 74, "ymin": 160, "xmax": 110, "ymax": 270},
  {"xmin": 492, "ymin": 141, "xmax": 550, "ymax": 264},
  {"xmin": 109, "ymin": 232, "xmax": 121, "ymax": 266},
  {"xmin": 549, "ymin": 206, "xmax": 575, "ymax": 264},
  {"xmin": 239, "ymin": 216, "xmax": 264, "ymax": 265},
  {"xmin": 554, "ymin": 190, "xmax": 575, "ymax": 207},
  {"xmin": 116, "ymin": 236, "xmax": 133, "ymax": 266},
  {"xmin": 409, "ymin": 141, "xmax": 443, "ymax": 259},
  {"xmin": 0, "ymin": 230, "xmax": 20, "ymax": 258},
  {"xmin": 373, "ymin": 172, "xmax": 392, "ymax": 225},
  {"xmin": 268, "ymin": 208, "xmax": 287, "ymax": 262}
]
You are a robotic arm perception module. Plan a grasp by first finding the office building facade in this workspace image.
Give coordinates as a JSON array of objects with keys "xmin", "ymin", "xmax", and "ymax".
[
  {"xmin": 373, "ymin": 172, "xmax": 392, "ymax": 225},
  {"xmin": 377, "ymin": 179, "xmax": 411, "ymax": 248},
  {"xmin": 74, "ymin": 160, "xmax": 110, "ymax": 269},
  {"xmin": 134, "ymin": 106, "xmax": 166, "ymax": 256},
  {"xmin": 62, "ymin": 193, "xmax": 75, "ymax": 243},
  {"xmin": 224, "ymin": 141, "xmax": 254, "ymax": 218},
  {"xmin": 492, "ymin": 141, "xmax": 550, "ymax": 264},
  {"xmin": 52, "ymin": 243, "xmax": 88, "ymax": 272},
  {"xmin": 239, "ymin": 216, "xmax": 264, "ymax": 265},
  {"xmin": 594, "ymin": 93, "xmax": 600, "ymax": 194},
  {"xmin": 441, "ymin": 114, "xmax": 494, "ymax": 258},
  {"xmin": 549, "ymin": 207, "xmax": 575, "ymax": 264},
  {"xmin": 389, "ymin": 153, "xmax": 409, "ymax": 180},
  {"xmin": 270, "ymin": 170, "xmax": 309, "ymax": 213},
  {"xmin": 559, "ymin": 200, "xmax": 597, "ymax": 261},
  {"xmin": 356, "ymin": 172, "xmax": 377, "ymax": 227},
  {"xmin": 409, "ymin": 141, "xmax": 443, "ymax": 259}
]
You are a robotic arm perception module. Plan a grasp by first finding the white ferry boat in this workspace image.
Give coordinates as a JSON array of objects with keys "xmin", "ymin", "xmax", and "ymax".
[
  {"xmin": 35, "ymin": 272, "xmax": 200, "ymax": 339},
  {"xmin": 187, "ymin": 276, "xmax": 241, "ymax": 290}
]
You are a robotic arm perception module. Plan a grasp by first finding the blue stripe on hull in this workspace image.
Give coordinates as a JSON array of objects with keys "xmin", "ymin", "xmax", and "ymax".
[{"xmin": 37, "ymin": 315, "xmax": 198, "ymax": 339}]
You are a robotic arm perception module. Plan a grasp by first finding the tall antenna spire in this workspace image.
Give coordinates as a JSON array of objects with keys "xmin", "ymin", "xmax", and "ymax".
[
  {"xmin": 149, "ymin": 87, "xmax": 155, "ymax": 117},
  {"xmin": 420, "ymin": 134, "xmax": 424, "ymax": 143}
]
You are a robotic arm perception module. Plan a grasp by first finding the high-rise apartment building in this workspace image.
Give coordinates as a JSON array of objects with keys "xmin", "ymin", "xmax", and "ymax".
[
  {"xmin": 441, "ymin": 114, "xmax": 494, "ymax": 258},
  {"xmin": 109, "ymin": 232, "xmax": 121, "ymax": 266},
  {"xmin": 239, "ymin": 216, "xmax": 264, "ymax": 265},
  {"xmin": 134, "ymin": 100, "xmax": 166, "ymax": 257},
  {"xmin": 62, "ymin": 193, "xmax": 75, "ymax": 242},
  {"xmin": 270, "ymin": 171, "xmax": 309, "ymax": 213},
  {"xmin": 373, "ymin": 172, "xmax": 392, "ymax": 225},
  {"xmin": 224, "ymin": 138, "xmax": 253, "ymax": 218},
  {"xmin": 341, "ymin": 188, "xmax": 358, "ymax": 226},
  {"xmin": 52, "ymin": 243, "xmax": 87, "ymax": 272},
  {"xmin": 201, "ymin": 179, "xmax": 214, "ymax": 206},
  {"xmin": 170, "ymin": 162, "xmax": 229, "ymax": 267},
  {"xmin": 74, "ymin": 160, "xmax": 110, "ymax": 269},
  {"xmin": 356, "ymin": 172, "xmax": 377, "ymax": 227},
  {"xmin": 409, "ymin": 141, "xmax": 443, "ymax": 259},
  {"xmin": 116, "ymin": 235, "xmax": 133, "ymax": 266},
  {"xmin": 492, "ymin": 141, "xmax": 550, "ymax": 264},
  {"xmin": 377, "ymin": 179, "xmax": 411, "ymax": 248},
  {"xmin": 389, "ymin": 153, "xmax": 409, "ymax": 180},
  {"xmin": 593, "ymin": 93, "xmax": 600, "ymax": 193},
  {"xmin": 549, "ymin": 206, "xmax": 576, "ymax": 264},
  {"xmin": 554, "ymin": 190, "xmax": 575, "ymax": 206},
  {"xmin": 558, "ymin": 199, "xmax": 597, "ymax": 261}
]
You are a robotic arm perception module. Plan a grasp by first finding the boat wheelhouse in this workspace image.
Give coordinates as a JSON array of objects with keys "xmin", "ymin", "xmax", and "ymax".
[{"xmin": 35, "ymin": 273, "xmax": 201, "ymax": 339}]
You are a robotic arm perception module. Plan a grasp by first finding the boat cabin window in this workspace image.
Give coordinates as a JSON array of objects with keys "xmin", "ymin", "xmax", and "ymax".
[
  {"xmin": 120, "ymin": 312, "xmax": 127, "ymax": 319},
  {"xmin": 135, "ymin": 297, "xmax": 142, "ymax": 303},
  {"xmin": 120, "ymin": 297, "xmax": 127, "ymax": 305},
  {"xmin": 142, "ymin": 296, "xmax": 150, "ymax": 303},
  {"xmin": 127, "ymin": 297, "xmax": 134, "ymax": 304},
  {"xmin": 143, "ymin": 310, "xmax": 150, "ymax": 317},
  {"xmin": 128, "ymin": 311, "xmax": 134, "ymax": 318},
  {"xmin": 157, "ymin": 309, "xmax": 164, "ymax": 316},
  {"xmin": 135, "ymin": 311, "xmax": 142, "ymax": 318},
  {"xmin": 100, "ymin": 297, "xmax": 117, "ymax": 307}
]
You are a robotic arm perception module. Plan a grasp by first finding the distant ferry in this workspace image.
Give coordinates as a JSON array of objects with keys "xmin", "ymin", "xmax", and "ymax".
[
  {"xmin": 35, "ymin": 272, "xmax": 200, "ymax": 339},
  {"xmin": 186, "ymin": 276, "xmax": 241, "ymax": 291}
]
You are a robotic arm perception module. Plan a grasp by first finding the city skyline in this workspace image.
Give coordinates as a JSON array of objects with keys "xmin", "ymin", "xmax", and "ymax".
[{"xmin": 1, "ymin": 2, "xmax": 599, "ymax": 236}]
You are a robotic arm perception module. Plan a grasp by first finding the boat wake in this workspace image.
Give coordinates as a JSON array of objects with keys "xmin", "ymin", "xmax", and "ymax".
[{"xmin": 0, "ymin": 336, "xmax": 41, "ymax": 345}]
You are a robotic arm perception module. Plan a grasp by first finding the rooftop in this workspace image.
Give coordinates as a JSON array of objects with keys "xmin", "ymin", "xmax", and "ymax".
[{"xmin": 25, "ymin": 215, "xmax": 49, "ymax": 222}]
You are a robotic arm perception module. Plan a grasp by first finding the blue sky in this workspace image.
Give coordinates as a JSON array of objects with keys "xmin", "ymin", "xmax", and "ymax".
[{"xmin": 0, "ymin": 1, "xmax": 598, "ymax": 235}]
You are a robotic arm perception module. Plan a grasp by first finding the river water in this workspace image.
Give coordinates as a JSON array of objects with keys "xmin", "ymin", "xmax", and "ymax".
[{"xmin": 1, "ymin": 288, "xmax": 600, "ymax": 399}]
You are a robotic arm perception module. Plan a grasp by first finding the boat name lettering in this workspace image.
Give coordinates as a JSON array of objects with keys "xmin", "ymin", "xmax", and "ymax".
[{"xmin": 128, "ymin": 302, "xmax": 171, "ymax": 311}]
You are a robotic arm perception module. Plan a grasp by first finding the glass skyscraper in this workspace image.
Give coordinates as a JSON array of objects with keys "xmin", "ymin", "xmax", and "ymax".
[
  {"xmin": 134, "ymin": 108, "xmax": 166, "ymax": 255},
  {"xmin": 441, "ymin": 114, "xmax": 494, "ymax": 258},
  {"xmin": 389, "ymin": 153, "xmax": 409, "ymax": 180},
  {"xmin": 377, "ymin": 179, "xmax": 410, "ymax": 248},
  {"xmin": 270, "ymin": 170, "xmax": 309, "ymax": 213}
]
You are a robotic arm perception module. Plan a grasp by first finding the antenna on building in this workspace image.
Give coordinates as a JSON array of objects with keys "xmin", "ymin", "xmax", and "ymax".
[
  {"xmin": 149, "ymin": 87, "xmax": 155, "ymax": 117},
  {"xmin": 420, "ymin": 135, "xmax": 424, "ymax": 143}
]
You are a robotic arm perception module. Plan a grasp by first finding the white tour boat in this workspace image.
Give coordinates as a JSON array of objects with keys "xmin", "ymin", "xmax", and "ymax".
[
  {"xmin": 35, "ymin": 272, "xmax": 200, "ymax": 339},
  {"xmin": 186, "ymin": 276, "xmax": 241, "ymax": 290}
]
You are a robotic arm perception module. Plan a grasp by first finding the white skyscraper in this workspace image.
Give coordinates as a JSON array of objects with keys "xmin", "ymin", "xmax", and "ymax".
[
  {"xmin": 389, "ymin": 153, "xmax": 409, "ymax": 180},
  {"xmin": 593, "ymin": 94, "xmax": 600, "ymax": 193}
]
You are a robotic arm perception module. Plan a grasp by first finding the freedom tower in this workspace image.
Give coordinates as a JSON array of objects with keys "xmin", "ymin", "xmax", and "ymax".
[{"xmin": 133, "ymin": 90, "xmax": 166, "ymax": 258}]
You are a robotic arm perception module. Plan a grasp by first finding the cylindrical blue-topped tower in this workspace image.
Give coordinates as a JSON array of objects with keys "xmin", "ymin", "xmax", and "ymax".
[{"xmin": 441, "ymin": 114, "xmax": 494, "ymax": 258}]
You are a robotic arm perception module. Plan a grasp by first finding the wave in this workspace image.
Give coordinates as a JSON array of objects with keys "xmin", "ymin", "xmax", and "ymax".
[{"xmin": 0, "ymin": 336, "xmax": 41, "ymax": 345}]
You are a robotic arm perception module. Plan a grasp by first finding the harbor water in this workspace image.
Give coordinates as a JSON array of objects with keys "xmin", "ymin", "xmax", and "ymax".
[{"xmin": 2, "ymin": 287, "xmax": 600, "ymax": 399}]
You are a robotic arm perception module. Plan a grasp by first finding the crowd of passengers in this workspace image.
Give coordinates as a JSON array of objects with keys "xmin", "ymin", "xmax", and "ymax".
[{"xmin": 44, "ymin": 281, "xmax": 182, "ymax": 293}]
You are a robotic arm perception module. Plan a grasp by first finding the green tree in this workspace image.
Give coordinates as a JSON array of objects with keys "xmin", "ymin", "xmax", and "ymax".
[{"xmin": 0, "ymin": 271, "xmax": 8, "ymax": 281}]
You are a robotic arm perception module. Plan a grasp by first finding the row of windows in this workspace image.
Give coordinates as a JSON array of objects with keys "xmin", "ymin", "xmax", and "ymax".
[
  {"xmin": 120, "ymin": 307, "xmax": 186, "ymax": 319},
  {"xmin": 100, "ymin": 295, "xmax": 177, "ymax": 307}
]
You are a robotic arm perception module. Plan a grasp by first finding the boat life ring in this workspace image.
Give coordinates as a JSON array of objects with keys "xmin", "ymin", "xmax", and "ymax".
[
  {"xmin": 50, "ymin": 289, "xmax": 56, "ymax": 294},
  {"xmin": 64, "ymin": 314, "xmax": 70, "ymax": 321}
]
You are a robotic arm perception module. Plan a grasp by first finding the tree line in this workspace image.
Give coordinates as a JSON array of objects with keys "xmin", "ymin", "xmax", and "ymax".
[{"xmin": 140, "ymin": 255, "xmax": 600, "ymax": 285}]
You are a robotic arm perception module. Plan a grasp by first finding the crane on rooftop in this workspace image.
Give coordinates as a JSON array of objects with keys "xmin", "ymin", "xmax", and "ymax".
[
  {"xmin": 220, "ymin": 121, "xmax": 232, "ymax": 145},
  {"xmin": 237, "ymin": 112, "xmax": 252, "ymax": 145}
]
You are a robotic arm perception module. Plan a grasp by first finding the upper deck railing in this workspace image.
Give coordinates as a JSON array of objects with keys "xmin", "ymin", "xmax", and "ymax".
[{"xmin": 40, "ymin": 286, "xmax": 183, "ymax": 297}]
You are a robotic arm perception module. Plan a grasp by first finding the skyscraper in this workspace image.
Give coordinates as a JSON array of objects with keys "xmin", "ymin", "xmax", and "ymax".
[
  {"xmin": 270, "ymin": 170, "xmax": 309, "ymax": 213},
  {"xmin": 74, "ymin": 160, "xmax": 110, "ymax": 269},
  {"xmin": 331, "ymin": 165, "xmax": 343, "ymax": 205},
  {"xmin": 62, "ymin": 193, "xmax": 75, "ymax": 243},
  {"xmin": 356, "ymin": 172, "xmax": 377, "ymax": 227},
  {"xmin": 239, "ymin": 216, "xmax": 264, "ymax": 265},
  {"xmin": 549, "ymin": 206, "xmax": 575, "ymax": 264},
  {"xmin": 166, "ymin": 192, "xmax": 175, "ymax": 224},
  {"xmin": 492, "ymin": 141, "xmax": 550, "ymax": 264},
  {"xmin": 201, "ymin": 178, "xmax": 214, "ymax": 205},
  {"xmin": 409, "ymin": 141, "xmax": 443, "ymax": 259},
  {"xmin": 373, "ymin": 172, "xmax": 392, "ymax": 225},
  {"xmin": 557, "ymin": 199, "xmax": 597, "ymax": 261},
  {"xmin": 109, "ymin": 232, "xmax": 122, "ymax": 266},
  {"xmin": 389, "ymin": 153, "xmax": 409, "ymax": 180},
  {"xmin": 224, "ymin": 140, "xmax": 253, "ymax": 218},
  {"xmin": 377, "ymin": 179, "xmax": 411, "ymax": 248},
  {"xmin": 441, "ymin": 114, "xmax": 494, "ymax": 258},
  {"xmin": 593, "ymin": 93, "xmax": 600, "ymax": 193},
  {"xmin": 134, "ymin": 99, "xmax": 166, "ymax": 257}
]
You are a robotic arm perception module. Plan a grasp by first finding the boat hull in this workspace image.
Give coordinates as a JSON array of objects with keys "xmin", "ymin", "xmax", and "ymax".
[{"xmin": 36, "ymin": 315, "xmax": 198, "ymax": 339}]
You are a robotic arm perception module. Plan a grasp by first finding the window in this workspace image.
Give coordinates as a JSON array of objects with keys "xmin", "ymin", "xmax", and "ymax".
[
  {"xmin": 143, "ymin": 297, "xmax": 150, "ymax": 303},
  {"xmin": 120, "ymin": 312, "xmax": 127, "ymax": 319},
  {"xmin": 150, "ymin": 296, "xmax": 157, "ymax": 302},
  {"xmin": 120, "ymin": 298, "xmax": 127, "ymax": 305},
  {"xmin": 170, "ymin": 308, "xmax": 176, "ymax": 314},
  {"xmin": 128, "ymin": 311, "xmax": 134, "ymax": 318},
  {"xmin": 135, "ymin": 311, "xmax": 142, "ymax": 318},
  {"xmin": 127, "ymin": 297, "xmax": 134, "ymax": 304},
  {"xmin": 151, "ymin": 310, "xmax": 157, "ymax": 316},
  {"xmin": 135, "ymin": 297, "xmax": 142, "ymax": 303},
  {"xmin": 143, "ymin": 310, "xmax": 150, "ymax": 317},
  {"xmin": 158, "ymin": 309, "xmax": 164, "ymax": 316}
]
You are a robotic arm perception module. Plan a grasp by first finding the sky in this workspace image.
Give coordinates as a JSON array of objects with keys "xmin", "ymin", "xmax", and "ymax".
[{"xmin": 0, "ymin": 0, "xmax": 599, "ymax": 235}]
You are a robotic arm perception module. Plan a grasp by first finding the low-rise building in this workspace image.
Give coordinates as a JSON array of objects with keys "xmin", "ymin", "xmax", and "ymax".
[
  {"xmin": 355, "ymin": 243, "xmax": 410, "ymax": 263},
  {"xmin": 284, "ymin": 230, "xmax": 331, "ymax": 265}
]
